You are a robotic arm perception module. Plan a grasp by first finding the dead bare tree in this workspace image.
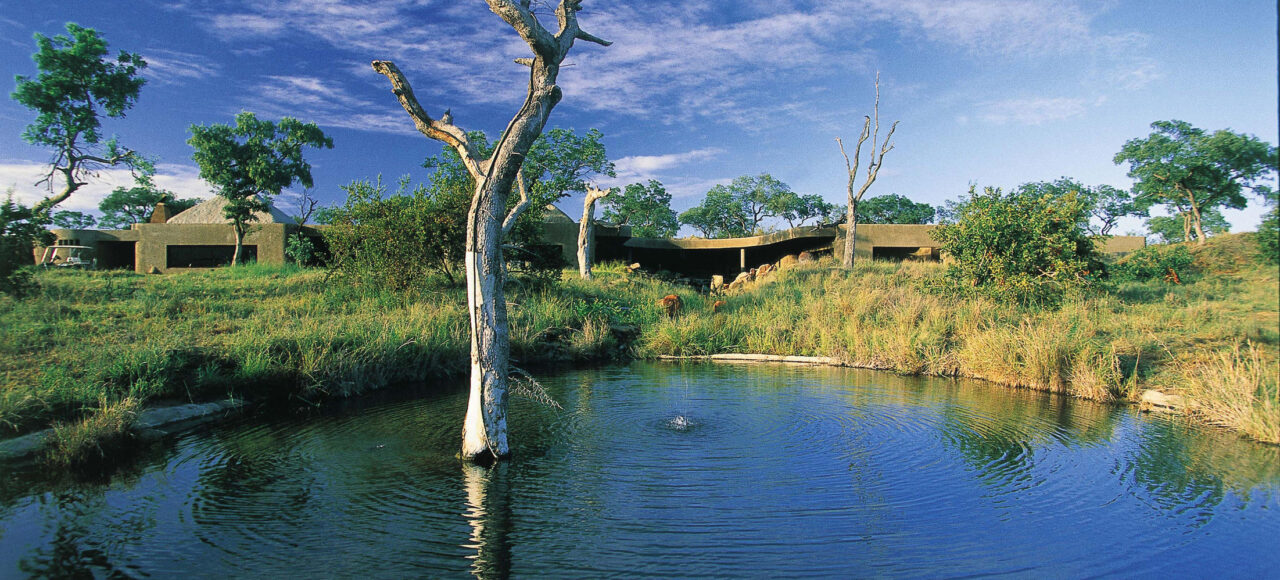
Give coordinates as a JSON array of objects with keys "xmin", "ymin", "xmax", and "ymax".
[
  {"xmin": 373, "ymin": 0, "xmax": 609, "ymax": 462},
  {"xmin": 292, "ymin": 187, "xmax": 320, "ymax": 225},
  {"xmin": 837, "ymin": 73, "xmax": 898, "ymax": 269},
  {"xmin": 577, "ymin": 185, "xmax": 611, "ymax": 279}
]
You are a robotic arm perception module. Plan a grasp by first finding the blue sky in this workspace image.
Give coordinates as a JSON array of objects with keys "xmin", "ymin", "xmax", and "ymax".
[{"xmin": 1, "ymin": 0, "xmax": 1276, "ymax": 235}]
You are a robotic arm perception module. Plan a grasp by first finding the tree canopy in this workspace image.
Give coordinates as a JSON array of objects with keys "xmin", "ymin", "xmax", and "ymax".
[
  {"xmin": 188, "ymin": 111, "xmax": 333, "ymax": 264},
  {"xmin": 679, "ymin": 173, "xmax": 814, "ymax": 238},
  {"xmin": 600, "ymin": 180, "xmax": 678, "ymax": 238},
  {"xmin": 50, "ymin": 210, "xmax": 96, "ymax": 229},
  {"xmin": 855, "ymin": 194, "xmax": 935, "ymax": 224},
  {"xmin": 12, "ymin": 23, "xmax": 150, "ymax": 216},
  {"xmin": 931, "ymin": 184, "xmax": 1102, "ymax": 304},
  {"xmin": 97, "ymin": 183, "xmax": 198, "ymax": 229},
  {"xmin": 1115, "ymin": 120, "xmax": 1277, "ymax": 244}
]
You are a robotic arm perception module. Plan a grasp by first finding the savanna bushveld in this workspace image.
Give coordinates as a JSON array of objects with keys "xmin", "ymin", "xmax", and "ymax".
[{"xmin": 1, "ymin": 5, "xmax": 1278, "ymax": 470}]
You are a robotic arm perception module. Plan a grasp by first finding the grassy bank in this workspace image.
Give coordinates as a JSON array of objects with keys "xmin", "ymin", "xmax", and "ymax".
[
  {"xmin": 638, "ymin": 233, "xmax": 1279, "ymax": 444},
  {"xmin": 2, "ymin": 234, "xmax": 1276, "ymax": 465},
  {"xmin": 0, "ymin": 262, "xmax": 673, "ymax": 463}
]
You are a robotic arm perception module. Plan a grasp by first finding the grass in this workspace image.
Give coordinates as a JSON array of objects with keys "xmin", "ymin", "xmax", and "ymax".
[
  {"xmin": 2, "ymin": 234, "xmax": 1276, "ymax": 462},
  {"xmin": 636, "ymin": 233, "xmax": 1279, "ymax": 444},
  {"xmin": 0, "ymin": 261, "xmax": 673, "ymax": 463}
]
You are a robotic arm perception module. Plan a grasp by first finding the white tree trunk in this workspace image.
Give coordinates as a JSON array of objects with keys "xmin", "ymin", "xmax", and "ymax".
[
  {"xmin": 838, "ymin": 73, "xmax": 897, "ymax": 269},
  {"xmin": 578, "ymin": 186, "xmax": 610, "ymax": 279},
  {"xmin": 373, "ymin": 0, "xmax": 610, "ymax": 462}
]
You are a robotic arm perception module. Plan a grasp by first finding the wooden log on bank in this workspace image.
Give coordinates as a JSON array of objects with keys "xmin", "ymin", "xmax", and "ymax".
[{"xmin": 656, "ymin": 354, "xmax": 844, "ymax": 366}]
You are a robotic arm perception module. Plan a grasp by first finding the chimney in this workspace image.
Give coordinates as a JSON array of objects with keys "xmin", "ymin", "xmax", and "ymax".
[{"xmin": 150, "ymin": 203, "xmax": 175, "ymax": 224}]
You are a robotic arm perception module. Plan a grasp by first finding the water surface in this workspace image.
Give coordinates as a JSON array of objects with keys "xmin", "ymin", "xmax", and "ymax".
[{"xmin": 2, "ymin": 362, "xmax": 1277, "ymax": 577}]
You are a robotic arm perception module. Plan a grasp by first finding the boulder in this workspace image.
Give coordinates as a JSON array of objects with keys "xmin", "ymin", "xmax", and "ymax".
[
  {"xmin": 710, "ymin": 275, "xmax": 725, "ymax": 292},
  {"xmin": 778, "ymin": 254, "xmax": 799, "ymax": 270},
  {"xmin": 756, "ymin": 263, "xmax": 773, "ymax": 278},
  {"xmin": 798, "ymin": 251, "xmax": 814, "ymax": 263}
]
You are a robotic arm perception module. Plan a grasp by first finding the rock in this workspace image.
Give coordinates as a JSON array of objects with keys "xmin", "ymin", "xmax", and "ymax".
[
  {"xmin": 627, "ymin": 263, "xmax": 641, "ymax": 274},
  {"xmin": 756, "ymin": 263, "xmax": 773, "ymax": 278},
  {"xmin": 798, "ymin": 251, "xmax": 814, "ymax": 263},
  {"xmin": 778, "ymin": 254, "xmax": 799, "ymax": 270},
  {"xmin": 658, "ymin": 294, "xmax": 683, "ymax": 318},
  {"xmin": 1140, "ymin": 389, "xmax": 1186, "ymax": 413},
  {"xmin": 710, "ymin": 274, "xmax": 725, "ymax": 292}
]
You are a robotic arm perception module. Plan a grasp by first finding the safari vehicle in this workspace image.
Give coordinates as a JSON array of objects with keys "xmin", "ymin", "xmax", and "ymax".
[{"xmin": 39, "ymin": 245, "xmax": 97, "ymax": 269}]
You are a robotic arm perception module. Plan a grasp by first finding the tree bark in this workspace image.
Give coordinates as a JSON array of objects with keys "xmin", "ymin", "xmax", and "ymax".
[
  {"xmin": 578, "ymin": 186, "xmax": 610, "ymax": 279},
  {"xmin": 373, "ymin": 0, "xmax": 609, "ymax": 462}
]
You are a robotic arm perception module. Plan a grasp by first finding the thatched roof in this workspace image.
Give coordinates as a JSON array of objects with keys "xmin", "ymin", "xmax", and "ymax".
[{"xmin": 167, "ymin": 196, "xmax": 294, "ymax": 225}]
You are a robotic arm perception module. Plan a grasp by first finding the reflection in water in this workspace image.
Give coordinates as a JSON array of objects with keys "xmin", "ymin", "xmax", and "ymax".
[
  {"xmin": 1, "ymin": 362, "xmax": 1277, "ymax": 577},
  {"xmin": 462, "ymin": 463, "xmax": 513, "ymax": 579}
]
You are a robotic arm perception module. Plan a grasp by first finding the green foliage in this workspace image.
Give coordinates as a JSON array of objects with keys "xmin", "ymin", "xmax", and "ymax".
[
  {"xmin": 679, "ymin": 173, "xmax": 803, "ymax": 237},
  {"xmin": 856, "ymin": 193, "xmax": 936, "ymax": 224},
  {"xmin": 1086, "ymin": 184, "xmax": 1146, "ymax": 235},
  {"xmin": 772, "ymin": 192, "xmax": 839, "ymax": 228},
  {"xmin": 50, "ymin": 210, "xmax": 95, "ymax": 229},
  {"xmin": 600, "ymin": 180, "xmax": 678, "ymax": 237},
  {"xmin": 1259, "ymin": 204, "xmax": 1279, "ymax": 265},
  {"xmin": 1115, "ymin": 120, "xmax": 1277, "ymax": 243},
  {"xmin": 1110, "ymin": 244, "xmax": 1195, "ymax": 282},
  {"xmin": 1, "ymin": 192, "xmax": 53, "ymax": 297},
  {"xmin": 930, "ymin": 184, "xmax": 1104, "ymax": 305},
  {"xmin": 1145, "ymin": 208, "xmax": 1230, "ymax": 244},
  {"xmin": 97, "ymin": 183, "xmax": 198, "ymax": 229},
  {"xmin": 11, "ymin": 23, "xmax": 150, "ymax": 215},
  {"xmin": 188, "ymin": 112, "xmax": 333, "ymax": 264},
  {"xmin": 423, "ymin": 127, "xmax": 614, "ymax": 248},
  {"xmin": 323, "ymin": 176, "xmax": 467, "ymax": 289},
  {"xmin": 284, "ymin": 233, "xmax": 318, "ymax": 265}
]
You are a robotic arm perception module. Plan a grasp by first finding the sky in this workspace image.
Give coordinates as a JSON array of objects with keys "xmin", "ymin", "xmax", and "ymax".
[{"xmin": 0, "ymin": 0, "xmax": 1276, "ymax": 236}]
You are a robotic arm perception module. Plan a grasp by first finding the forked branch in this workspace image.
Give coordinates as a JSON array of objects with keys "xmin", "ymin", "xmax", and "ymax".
[{"xmin": 370, "ymin": 60, "xmax": 484, "ymax": 180}]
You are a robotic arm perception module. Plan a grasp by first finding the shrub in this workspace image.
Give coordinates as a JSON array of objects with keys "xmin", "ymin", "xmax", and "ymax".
[
  {"xmin": 285, "ymin": 233, "xmax": 318, "ymax": 265},
  {"xmin": 931, "ymin": 185, "xmax": 1103, "ymax": 305},
  {"xmin": 1258, "ymin": 205, "xmax": 1279, "ymax": 265},
  {"xmin": 1110, "ymin": 243, "xmax": 1195, "ymax": 282},
  {"xmin": 0, "ymin": 192, "xmax": 53, "ymax": 297},
  {"xmin": 323, "ymin": 176, "xmax": 467, "ymax": 290}
]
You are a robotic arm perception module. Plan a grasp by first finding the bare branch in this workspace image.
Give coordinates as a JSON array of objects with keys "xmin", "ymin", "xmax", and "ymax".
[
  {"xmin": 514, "ymin": 57, "xmax": 535, "ymax": 67},
  {"xmin": 371, "ymin": 60, "xmax": 484, "ymax": 180}
]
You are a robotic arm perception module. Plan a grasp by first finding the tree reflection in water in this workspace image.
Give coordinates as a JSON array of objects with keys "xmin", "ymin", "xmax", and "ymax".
[{"xmin": 462, "ymin": 462, "xmax": 513, "ymax": 579}]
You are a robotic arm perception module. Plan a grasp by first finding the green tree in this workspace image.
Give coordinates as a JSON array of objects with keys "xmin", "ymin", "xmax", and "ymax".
[
  {"xmin": 600, "ymin": 180, "xmax": 678, "ymax": 237},
  {"xmin": 1145, "ymin": 209, "xmax": 1230, "ymax": 244},
  {"xmin": 323, "ymin": 176, "xmax": 467, "ymax": 287},
  {"xmin": 930, "ymin": 184, "xmax": 1103, "ymax": 304},
  {"xmin": 679, "ymin": 173, "xmax": 798, "ymax": 238},
  {"xmin": 772, "ymin": 192, "xmax": 839, "ymax": 228},
  {"xmin": 1258, "ymin": 204, "xmax": 1279, "ymax": 265},
  {"xmin": 188, "ymin": 112, "xmax": 333, "ymax": 265},
  {"xmin": 423, "ymin": 127, "xmax": 613, "ymax": 249},
  {"xmin": 856, "ymin": 193, "xmax": 936, "ymax": 224},
  {"xmin": 11, "ymin": 23, "xmax": 151, "ymax": 217},
  {"xmin": 1, "ymin": 191, "xmax": 53, "ymax": 297},
  {"xmin": 679, "ymin": 184, "xmax": 749, "ymax": 238},
  {"xmin": 1086, "ymin": 184, "xmax": 1146, "ymax": 235},
  {"xmin": 50, "ymin": 210, "xmax": 95, "ymax": 229},
  {"xmin": 1115, "ymin": 120, "xmax": 1277, "ymax": 245},
  {"xmin": 97, "ymin": 183, "xmax": 199, "ymax": 229}
]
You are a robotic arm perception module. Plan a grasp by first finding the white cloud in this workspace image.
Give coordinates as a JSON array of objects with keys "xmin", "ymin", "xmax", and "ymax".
[
  {"xmin": 978, "ymin": 96, "xmax": 1091, "ymax": 125},
  {"xmin": 0, "ymin": 161, "xmax": 213, "ymax": 214},
  {"xmin": 243, "ymin": 75, "xmax": 421, "ymax": 136},
  {"xmin": 208, "ymin": 13, "xmax": 287, "ymax": 39},
  {"xmin": 142, "ymin": 49, "xmax": 222, "ymax": 84},
  {"xmin": 612, "ymin": 148, "xmax": 723, "ymax": 180}
]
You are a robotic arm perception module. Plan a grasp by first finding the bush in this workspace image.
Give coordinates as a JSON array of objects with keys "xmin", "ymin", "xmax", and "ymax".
[
  {"xmin": 323, "ymin": 176, "xmax": 467, "ymax": 290},
  {"xmin": 0, "ymin": 193, "xmax": 53, "ymax": 297},
  {"xmin": 931, "ymin": 185, "xmax": 1103, "ymax": 305},
  {"xmin": 1258, "ymin": 205, "xmax": 1279, "ymax": 265},
  {"xmin": 285, "ymin": 233, "xmax": 318, "ymax": 265},
  {"xmin": 1110, "ymin": 243, "xmax": 1195, "ymax": 282}
]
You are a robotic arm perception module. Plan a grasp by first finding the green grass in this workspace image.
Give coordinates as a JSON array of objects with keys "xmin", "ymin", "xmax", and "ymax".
[
  {"xmin": 2, "ymin": 234, "xmax": 1276, "ymax": 460},
  {"xmin": 0, "ymin": 261, "xmax": 675, "ymax": 457}
]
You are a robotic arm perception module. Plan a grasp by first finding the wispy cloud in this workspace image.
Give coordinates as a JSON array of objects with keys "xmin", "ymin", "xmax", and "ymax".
[
  {"xmin": 142, "ymin": 49, "xmax": 222, "ymax": 84},
  {"xmin": 242, "ymin": 75, "xmax": 421, "ymax": 136},
  {"xmin": 978, "ymin": 96, "xmax": 1092, "ymax": 125}
]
